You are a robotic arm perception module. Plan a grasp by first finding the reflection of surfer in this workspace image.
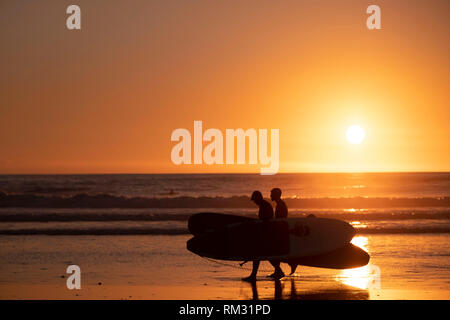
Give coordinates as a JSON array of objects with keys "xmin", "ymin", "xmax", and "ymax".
[
  {"xmin": 242, "ymin": 191, "xmax": 274, "ymax": 282},
  {"xmin": 268, "ymin": 188, "xmax": 288, "ymax": 279},
  {"xmin": 248, "ymin": 278, "xmax": 282, "ymax": 300}
]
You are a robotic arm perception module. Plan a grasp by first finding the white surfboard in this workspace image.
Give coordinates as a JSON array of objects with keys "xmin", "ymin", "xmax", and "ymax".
[{"xmin": 187, "ymin": 216, "xmax": 356, "ymax": 261}]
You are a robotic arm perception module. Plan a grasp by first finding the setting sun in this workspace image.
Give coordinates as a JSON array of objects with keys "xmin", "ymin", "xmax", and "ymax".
[
  {"xmin": 0, "ymin": 1, "xmax": 449, "ymax": 303},
  {"xmin": 346, "ymin": 125, "xmax": 366, "ymax": 144}
]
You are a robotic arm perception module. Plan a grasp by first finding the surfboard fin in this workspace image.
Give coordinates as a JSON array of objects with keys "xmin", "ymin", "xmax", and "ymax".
[{"xmin": 289, "ymin": 263, "xmax": 298, "ymax": 275}]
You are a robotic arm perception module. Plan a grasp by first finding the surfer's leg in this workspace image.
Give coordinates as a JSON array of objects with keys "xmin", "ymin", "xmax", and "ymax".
[
  {"xmin": 268, "ymin": 260, "xmax": 278, "ymax": 277},
  {"xmin": 268, "ymin": 260, "xmax": 285, "ymax": 279},
  {"xmin": 242, "ymin": 261, "xmax": 259, "ymax": 281},
  {"xmin": 289, "ymin": 263, "xmax": 298, "ymax": 275}
]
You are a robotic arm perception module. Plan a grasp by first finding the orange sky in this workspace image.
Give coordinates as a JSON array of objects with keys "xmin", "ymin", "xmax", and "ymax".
[{"xmin": 0, "ymin": 0, "xmax": 449, "ymax": 174}]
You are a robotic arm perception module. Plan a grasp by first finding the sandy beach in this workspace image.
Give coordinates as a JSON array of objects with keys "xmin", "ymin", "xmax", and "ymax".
[
  {"xmin": 1, "ymin": 283, "xmax": 447, "ymax": 300},
  {"xmin": 1, "ymin": 234, "xmax": 448, "ymax": 300}
]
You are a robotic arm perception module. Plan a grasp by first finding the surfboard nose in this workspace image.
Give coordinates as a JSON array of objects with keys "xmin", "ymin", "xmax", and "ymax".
[
  {"xmin": 341, "ymin": 220, "xmax": 357, "ymax": 241},
  {"xmin": 359, "ymin": 249, "xmax": 370, "ymax": 266}
]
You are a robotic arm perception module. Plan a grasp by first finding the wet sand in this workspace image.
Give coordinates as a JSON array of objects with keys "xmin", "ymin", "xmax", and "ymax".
[
  {"xmin": 0, "ymin": 234, "xmax": 449, "ymax": 300},
  {"xmin": 0, "ymin": 282, "xmax": 447, "ymax": 300}
]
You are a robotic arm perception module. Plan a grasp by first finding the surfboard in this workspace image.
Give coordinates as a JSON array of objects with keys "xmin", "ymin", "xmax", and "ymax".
[
  {"xmin": 187, "ymin": 217, "xmax": 356, "ymax": 261},
  {"xmin": 188, "ymin": 212, "xmax": 255, "ymax": 236},
  {"xmin": 283, "ymin": 243, "xmax": 370, "ymax": 272}
]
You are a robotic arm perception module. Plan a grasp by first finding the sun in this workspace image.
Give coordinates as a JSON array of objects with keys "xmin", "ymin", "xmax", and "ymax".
[{"xmin": 346, "ymin": 125, "xmax": 366, "ymax": 144}]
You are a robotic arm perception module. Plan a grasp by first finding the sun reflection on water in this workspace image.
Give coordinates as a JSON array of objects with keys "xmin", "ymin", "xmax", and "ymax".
[{"xmin": 335, "ymin": 236, "xmax": 373, "ymax": 290}]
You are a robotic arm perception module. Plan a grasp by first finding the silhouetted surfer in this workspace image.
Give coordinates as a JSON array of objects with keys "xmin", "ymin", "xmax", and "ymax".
[
  {"xmin": 268, "ymin": 188, "xmax": 288, "ymax": 279},
  {"xmin": 271, "ymin": 188, "xmax": 288, "ymax": 219},
  {"xmin": 242, "ymin": 191, "xmax": 274, "ymax": 282}
]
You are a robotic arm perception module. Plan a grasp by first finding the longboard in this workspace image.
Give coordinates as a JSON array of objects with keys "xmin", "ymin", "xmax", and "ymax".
[
  {"xmin": 188, "ymin": 212, "xmax": 255, "ymax": 236},
  {"xmin": 284, "ymin": 243, "xmax": 370, "ymax": 272},
  {"xmin": 187, "ymin": 216, "xmax": 355, "ymax": 261}
]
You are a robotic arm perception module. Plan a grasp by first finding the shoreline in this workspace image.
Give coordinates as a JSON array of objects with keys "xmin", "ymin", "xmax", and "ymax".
[
  {"xmin": 0, "ymin": 234, "xmax": 449, "ymax": 300},
  {"xmin": 0, "ymin": 283, "xmax": 447, "ymax": 300}
]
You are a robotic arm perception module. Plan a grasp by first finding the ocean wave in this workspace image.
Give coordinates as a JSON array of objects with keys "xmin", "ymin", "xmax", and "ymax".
[
  {"xmin": 0, "ymin": 211, "xmax": 449, "ymax": 222},
  {"xmin": 0, "ymin": 212, "xmax": 192, "ymax": 222},
  {"xmin": 355, "ymin": 227, "xmax": 450, "ymax": 234},
  {"xmin": 0, "ymin": 226, "xmax": 448, "ymax": 236},
  {"xmin": 0, "ymin": 192, "xmax": 449, "ymax": 209},
  {"xmin": 0, "ymin": 227, "xmax": 188, "ymax": 236}
]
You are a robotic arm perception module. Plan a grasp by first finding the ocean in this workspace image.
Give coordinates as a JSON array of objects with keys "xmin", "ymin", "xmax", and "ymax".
[
  {"xmin": 0, "ymin": 173, "xmax": 449, "ymax": 235},
  {"xmin": 0, "ymin": 173, "xmax": 449, "ymax": 299}
]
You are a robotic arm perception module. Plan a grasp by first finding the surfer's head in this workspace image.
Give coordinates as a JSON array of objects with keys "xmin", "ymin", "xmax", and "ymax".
[
  {"xmin": 250, "ymin": 190, "xmax": 263, "ymax": 204},
  {"xmin": 270, "ymin": 188, "xmax": 282, "ymax": 201}
]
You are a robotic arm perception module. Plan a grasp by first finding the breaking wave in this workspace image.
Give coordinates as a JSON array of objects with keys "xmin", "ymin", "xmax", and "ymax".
[
  {"xmin": 0, "ymin": 210, "xmax": 449, "ymax": 222},
  {"xmin": 0, "ymin": 192, "xmax": 449, "ymax": 209},
  {"xmin": 0, "ymin": 225, "xmax": 448, "ymax": 236}
]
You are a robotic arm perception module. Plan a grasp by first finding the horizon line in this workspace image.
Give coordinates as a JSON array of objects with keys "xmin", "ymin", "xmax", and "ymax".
[{"xmin": 0, "ymin": 171, "xmax": 449, "ymax": 175}]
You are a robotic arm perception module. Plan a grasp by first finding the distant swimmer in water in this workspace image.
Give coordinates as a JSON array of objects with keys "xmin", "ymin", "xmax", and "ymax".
[
  {"xmin": 268, "ymin": 188, "xmax": 288, "ymax": 279},
  {"xmin": 159, "ymin": 189, "xmax": 177, "ymax": 196},
  {"xmin": 242, "ymin": 190, "xmax": 274, "ymax": 282}
]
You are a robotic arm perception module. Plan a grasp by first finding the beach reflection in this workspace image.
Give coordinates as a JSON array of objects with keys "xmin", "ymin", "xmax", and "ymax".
[
  {"xmin": 239, "ymin": 236, "xmax": 373, "ymax": 299},
  {"xmin": 335, "ymin": 236, "xmax": 375, "ymax": 290},
  {"xmin": 245, "ymin": 278, "xmax": 369, "ymax": 300}
]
